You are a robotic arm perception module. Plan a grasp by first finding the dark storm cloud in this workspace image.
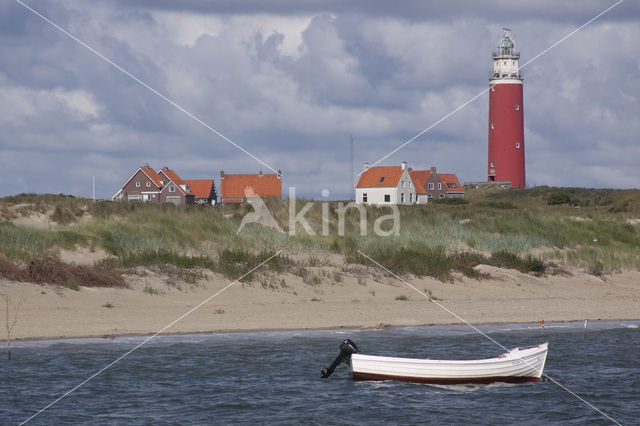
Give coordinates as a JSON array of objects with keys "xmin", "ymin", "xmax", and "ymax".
[{"xmin": 113, "ymin": 0, "xmax": 640, "ymax": 23}]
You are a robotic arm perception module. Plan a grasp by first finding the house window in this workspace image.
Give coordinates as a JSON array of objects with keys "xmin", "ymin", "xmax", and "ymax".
[
  {"xmin": 438, "ymin": 183, "xmax": 442, "ymax": 190},
  {"xmin": 428, "ymin": 183, "xmax": 434, "ymax": 191},
  {"xmin": 169, "ymin": 185, "xmax": 175, "ymax": 192},
  {"xmin": 379, "ymin": 177, "xmax": 385, "ymax": 183},
  {"xmin": 146, "ymin": 182, "xmax": 151, "ymax": 187},
  {"xmin": 363, "ymin": 193, "xmax": 368, "ymax": 203},
  {"xmin": 515, "ymin": 104, "xmax": 520, "ymax": 111},
  {"xmin": 410, "ymin": 193, "xmax": 414, "ymax": 203},
  {"xmin": 136, "ymin": 182, "xmax": 140, "ymax": 187},
  {"xmin": 409, "ymin": 181, "xmax": 413, "ymax": 189},
  {"xmin": 491, "ymin": 123, "xmax": 495, "ymax": 129},
  {"xmin": 384, "ymin": 194, "xmax": 390, "ymax": 202},
  {"xmin": 439, "ymin": 194, "xmax": 445, "ymax": 198},
  {"xmin": 401, "ymin": 193, "xmax": 405, "ymax": 203},
  {"xmin": 516, "ymin": 142, "xmax": 521, "ymax": 149},
  {"xmin": 402, "ymin": 180, "xmax": 405, "ymax": 188}
]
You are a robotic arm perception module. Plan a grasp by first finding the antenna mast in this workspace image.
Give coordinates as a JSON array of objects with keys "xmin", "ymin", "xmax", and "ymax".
[{"xmin": 349, "ymin": 135, "xmax": 354, "ymax": 200}]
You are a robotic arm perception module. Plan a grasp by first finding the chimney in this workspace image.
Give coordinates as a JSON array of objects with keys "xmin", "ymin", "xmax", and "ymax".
[
  {"xmin": 401, "ymin": 161, "xmax": 407, "ymax": 170},
  {"xmin": 277, "ymin": 170, "xmax": 282, "ymax": 179},
  {"xmin": 363, "ymin": 162, "xmax": 370, "ymax": 171},
  {"xmin": 430, "ymin": 166, "xmax": 437, "ymax": 174},
  {"xmin": 220, "ymin": 170, "xmax": 225, "ymax": 179},
  {"xmin": 258, "ymin": 170, "xmax": 263, "ymax": 177},
  {"xmin": 163, "ymin": 167, "xmax": 169, "ymax": 171}
]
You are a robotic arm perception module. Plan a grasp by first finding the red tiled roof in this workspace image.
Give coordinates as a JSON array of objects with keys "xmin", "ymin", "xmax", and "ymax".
[
  {"xmin": 356, "ymin": 166, "xmax": 404, "ymax": 188},
  {"xmin": 440, "ymin": 174, "xmax": 464, "ymax": 193},
  {"xmin": 409, "ymin": 170, "xmax": 432, "ymax": 195},
  {"xmin": 159, "ymin": 168, "xmax": 184, "ymax": 184},
  {"xmin": 183, "ymin": 179, "xmax": 214, "ymax": 199},
  {"xmin": 220, "ymin": 173, "xmax": 282, "ymax": 200},
  {"xmin": 140, "ymin": 166, "xmax": 163, "ymax": 187}
]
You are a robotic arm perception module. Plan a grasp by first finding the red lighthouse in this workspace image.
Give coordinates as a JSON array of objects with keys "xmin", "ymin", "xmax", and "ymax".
[{"xmin": 488, "ymin": 29, "xmax": 525, "ymax": 188}]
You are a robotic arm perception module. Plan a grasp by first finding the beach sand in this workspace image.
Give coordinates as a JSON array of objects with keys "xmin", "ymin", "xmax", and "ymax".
[{"xmin": 2, "ymin": 261, "xmax": 639, "ymax": 341}]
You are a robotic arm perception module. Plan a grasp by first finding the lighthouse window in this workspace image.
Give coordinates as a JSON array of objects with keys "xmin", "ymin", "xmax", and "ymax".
[
  {"xmin": 491, "ymin": 86, "xmax": 495, "ymax": 92},
  {"xmin": 515, "ymin": 104, "xmax": 520, "ymax": 110},
  {"xmin": 491, "ymin": 123, "xmax": 495, "ymax": 129},
  {"xmin": 516, "ymin": 142, "xmax": 521, "ymax": 149},
  {"xmin": 491, "ymin": 161, "xmax": 495, "ymax": 167}
]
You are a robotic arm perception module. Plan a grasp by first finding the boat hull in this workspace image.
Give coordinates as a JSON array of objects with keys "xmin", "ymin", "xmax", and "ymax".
[{"xmin": 350, "ymin": 343, "xmax": 548, "ymax": 385}]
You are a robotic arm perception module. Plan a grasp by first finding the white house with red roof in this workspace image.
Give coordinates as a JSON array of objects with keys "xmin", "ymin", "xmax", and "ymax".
[
  {"xmin": 356, "ymin": 162, "xmax": 416, "ymax": 205},
  {"xmin": 356, "ymin": 162, "xmax": 464, "ymax": 205}
]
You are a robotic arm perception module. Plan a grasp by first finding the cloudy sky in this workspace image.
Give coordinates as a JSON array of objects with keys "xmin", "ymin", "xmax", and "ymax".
[{"xmin": 1, "ymin": 0, "xmax": 639, "ymax": 199}]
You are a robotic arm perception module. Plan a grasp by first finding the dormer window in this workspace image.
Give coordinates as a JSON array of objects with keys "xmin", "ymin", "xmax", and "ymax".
[{"xmin": 379, "ymin": 177, "xmax": 385, "ymax": 183}]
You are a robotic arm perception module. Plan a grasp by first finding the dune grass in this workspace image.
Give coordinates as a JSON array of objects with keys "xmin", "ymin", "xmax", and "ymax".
[{"xmin": 1, "ymin": 187, "xmax": 639, "ymax": 284}]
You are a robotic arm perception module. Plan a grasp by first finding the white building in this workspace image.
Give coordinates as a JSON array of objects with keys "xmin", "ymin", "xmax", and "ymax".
[{"xmin": 355, "ymin": 161, "xmax": 416, "ymax": 205}]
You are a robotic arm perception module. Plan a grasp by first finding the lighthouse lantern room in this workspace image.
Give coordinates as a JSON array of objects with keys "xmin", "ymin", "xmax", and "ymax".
[{"xmin": 488, "ymin": 28, "xmax": 525, "ymax": 188}]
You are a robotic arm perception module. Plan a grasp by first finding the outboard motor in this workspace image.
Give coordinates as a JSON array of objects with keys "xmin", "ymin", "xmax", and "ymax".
[{"xmin": 321, "ymin": 339, "xmax": 358, "ymax": 378}]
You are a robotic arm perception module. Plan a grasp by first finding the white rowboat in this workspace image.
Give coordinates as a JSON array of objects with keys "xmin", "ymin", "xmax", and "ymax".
[{"xmin": 349, "ymin": 342, "xmax": 549, "ymax": 384}]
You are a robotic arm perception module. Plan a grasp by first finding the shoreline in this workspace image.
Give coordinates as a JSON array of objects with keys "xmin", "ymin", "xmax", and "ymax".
[
  {"xmin": 3, "ymin": 264, "xmax": 639, "ymax": 342},
  {"xmin": 9, "ymin": 318, "xmax": 640, "ymax": 344}
]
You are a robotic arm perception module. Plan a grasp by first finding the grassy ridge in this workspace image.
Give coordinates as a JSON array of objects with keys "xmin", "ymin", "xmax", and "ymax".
[{"xmin": 1, "ymin": 186, "xmax": 639, "ymax": 285}]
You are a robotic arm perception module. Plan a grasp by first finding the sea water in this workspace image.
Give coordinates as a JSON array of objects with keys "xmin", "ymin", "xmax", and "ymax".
[{"xmin": 3, "ymin": 321, "xmax": 639, "ymax": 425}]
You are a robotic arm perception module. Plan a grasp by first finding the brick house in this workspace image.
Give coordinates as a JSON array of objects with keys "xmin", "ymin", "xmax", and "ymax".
[
  {"xmin": 419, "ymin": 167, "xmax": 464, "ymax": 200},
  {"xmin": 219, "ymin": 170, "xmax": 282, "ymax": 203},
  {"xmin": 113, "ymin": 165, "xmax": 217, "ymax": 205},
  {"xmin": 112, "ymin": 165, "xmax": 164, "ymax": 203}
]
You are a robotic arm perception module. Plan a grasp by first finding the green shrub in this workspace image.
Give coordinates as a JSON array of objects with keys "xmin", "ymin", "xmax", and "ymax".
[
  {"xmin": 489, "ymin": 250, "xmax": 545, "ymax": 274},
  {"xmin": 66, "ymin": 280, "xmax": 80, "ymax": 291},
  {"xmin": 547, "ymin": 191, "xmax": 571, "ymax": 205}
]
